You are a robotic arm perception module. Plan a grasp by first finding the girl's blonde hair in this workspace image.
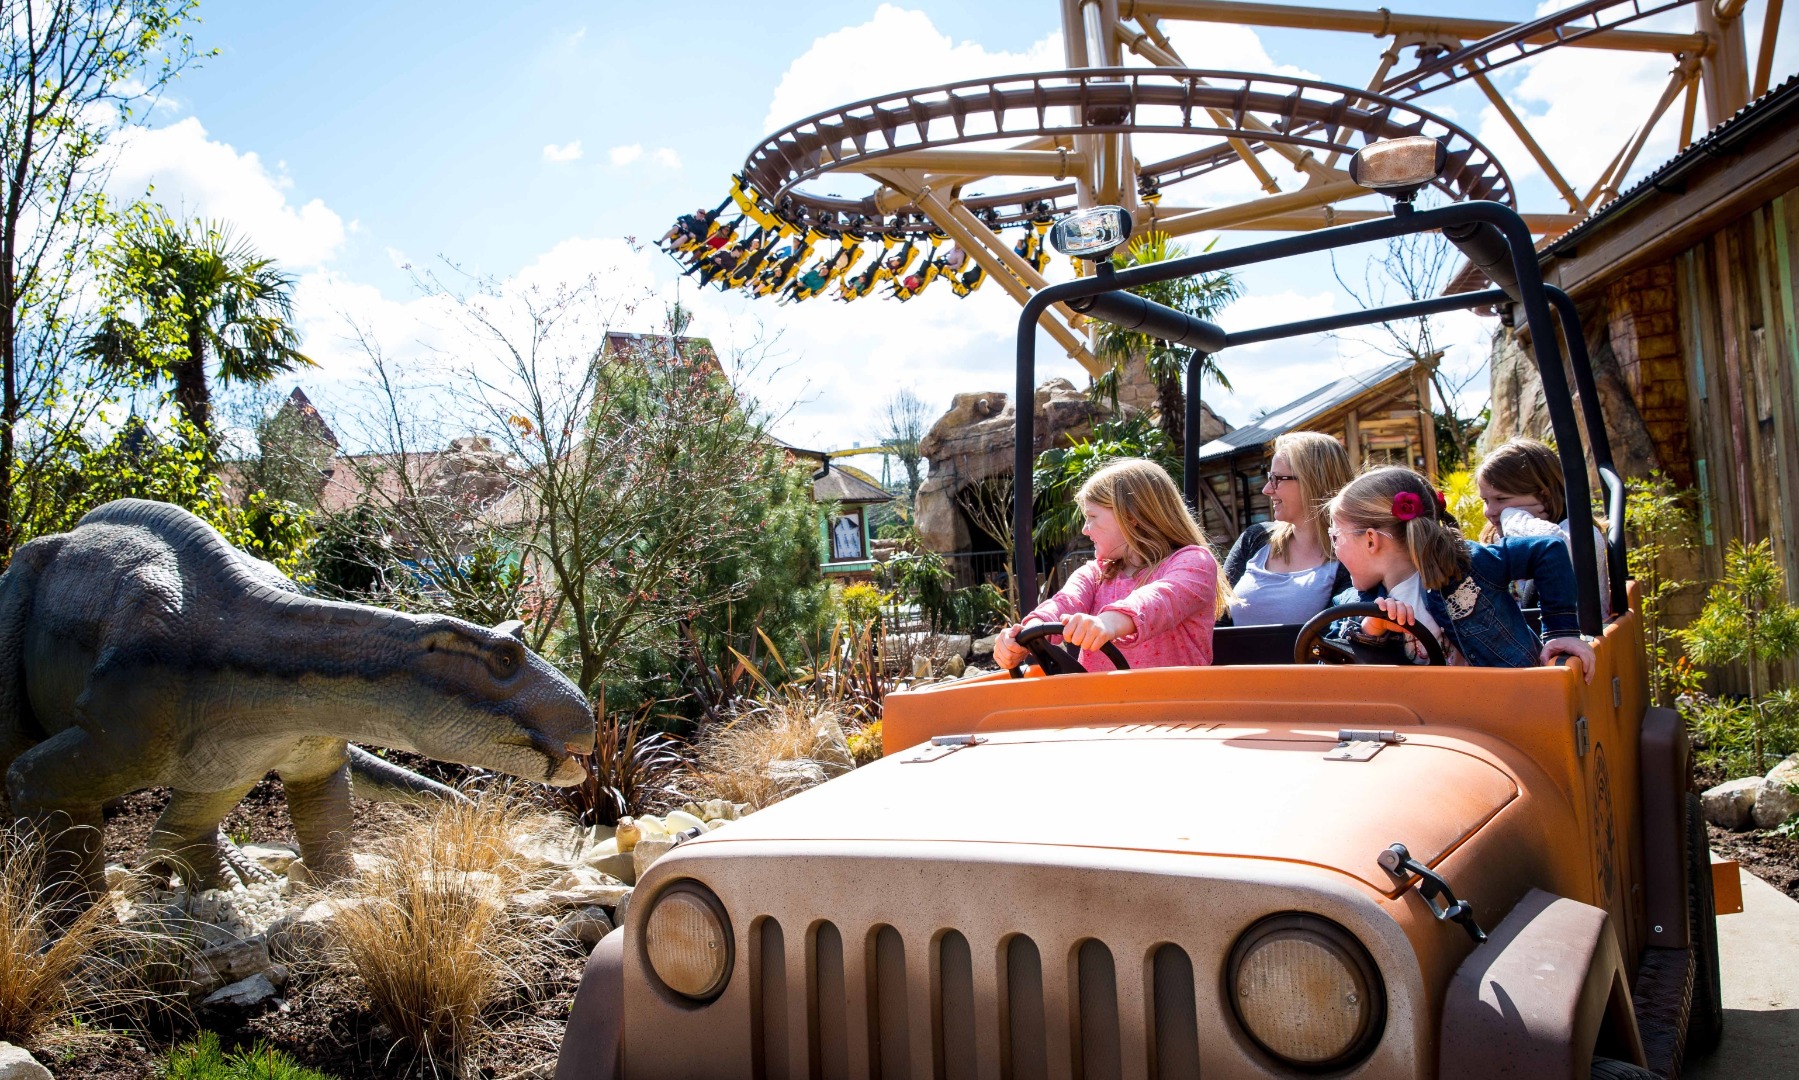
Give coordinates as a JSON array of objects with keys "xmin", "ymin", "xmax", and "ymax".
[
  {"xmin": 1076, "ymin": 457, "xmax": 1234, "ymax": 614},
  {"xmin": 1326, "ymin": 466, "xmax": 1470, "ymax": 590},
  {"xmin": 1266, "ymin": 431, "xmax": 1355, "ymax": 560},
  {"xmin": 1474, "ymin": 437, "xmax": 1567, "ymax": 542}
]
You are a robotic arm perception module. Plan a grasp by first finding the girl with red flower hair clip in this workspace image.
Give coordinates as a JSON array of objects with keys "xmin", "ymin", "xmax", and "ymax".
[{"xmin": 1322, "ymin": 466, "xmax": 1596, "ymax": 678}]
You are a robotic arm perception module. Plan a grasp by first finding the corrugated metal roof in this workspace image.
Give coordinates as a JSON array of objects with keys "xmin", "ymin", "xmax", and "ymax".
[
  {"xmin": 1544, "ymin": 72, "xmax": 1799, "ymax": 259},
  {"xmin": 1196, "ymin": 358, "xmax": 1415, "ymax": 462}
]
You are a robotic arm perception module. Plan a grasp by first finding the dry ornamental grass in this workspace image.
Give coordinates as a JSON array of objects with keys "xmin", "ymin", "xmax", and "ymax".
[
  {"xmin": 0, "ymin": 828, "xmax": 182, "ymax": 1044},
  {"xmin": 316, "ymin": 788, "xmax": 572, "ymax": 1075}
]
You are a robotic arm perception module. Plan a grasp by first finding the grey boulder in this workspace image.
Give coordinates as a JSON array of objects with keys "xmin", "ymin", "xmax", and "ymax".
[
  {"xmin": 0, "ymin": 1043, "xmax": 50, "ymax": 1080},
  {"xmin": 1701, "ymin": 776, "xmax": 1762, "ymax": 830}
]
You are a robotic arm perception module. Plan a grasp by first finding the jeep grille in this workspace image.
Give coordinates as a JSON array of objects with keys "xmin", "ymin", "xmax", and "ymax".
[{"xmin": 749, "ymin": 917, "xmax": 1202, "ymax": 1079}]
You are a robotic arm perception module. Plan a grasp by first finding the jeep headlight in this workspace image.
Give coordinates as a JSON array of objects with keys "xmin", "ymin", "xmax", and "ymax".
[
  {"xmin": 1227, "ymin": 914, "xmax": 1385, "ymax": 1070},
  {"xmin": 643, "ymin": 880, "xmax": 733, "ymax": 1002}
]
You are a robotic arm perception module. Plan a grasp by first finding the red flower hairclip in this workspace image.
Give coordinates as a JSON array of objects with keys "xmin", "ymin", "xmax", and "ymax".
[{"xmin": 1392, "ymin": 491, "xmax": 1425, "ymax": 521}]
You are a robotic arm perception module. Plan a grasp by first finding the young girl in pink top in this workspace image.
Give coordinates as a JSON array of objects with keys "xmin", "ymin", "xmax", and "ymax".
[{"xmin": 993, "ymin": 458, "xmax": 1229, "ymax": 672}]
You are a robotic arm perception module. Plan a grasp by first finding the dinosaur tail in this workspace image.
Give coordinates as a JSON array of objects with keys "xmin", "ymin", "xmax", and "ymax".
[
  {"xmin": 346, "ymin": 745, "xmax": 471, "ymax": 806},
  {"xmin": 0, "ymin": 538, "xmax": 57, "ymax": 794}
]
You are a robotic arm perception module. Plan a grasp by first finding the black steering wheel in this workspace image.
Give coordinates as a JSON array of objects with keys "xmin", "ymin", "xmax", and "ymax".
[
  {"xmin": 1007, "ymin": 622, "xmax": 1131, "ymax": 677},
  {"xmin": 1293, "ymin": 602, "xmax": 1447, "ymax": 666}
]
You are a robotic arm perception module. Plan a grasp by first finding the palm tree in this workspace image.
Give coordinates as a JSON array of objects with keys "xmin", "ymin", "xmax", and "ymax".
[
  {"xmin": 1091, "ymin": 231, "xmax": 1240, "ymax": 456},
  {"xmin": 84, "ymin": 211, "xmax": 313, "ymax": 442}
]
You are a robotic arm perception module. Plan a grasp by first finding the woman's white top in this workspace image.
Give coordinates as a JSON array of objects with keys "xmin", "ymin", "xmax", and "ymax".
[
  {"xmin": 1232, "ymin": 545, "xmax": 1340, "ymax": 626},
  {"xmin": 1498, "ymin": 507, "xmax": 1611, "ymax": 620}
]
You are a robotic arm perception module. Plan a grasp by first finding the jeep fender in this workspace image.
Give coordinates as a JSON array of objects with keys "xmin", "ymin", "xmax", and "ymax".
[
  {"xmin": 1439, "ymin": 888, "xmax": 1647, "ymax": 1078},
  {"xmin": 556, "ymin": 929, "xmax": 625, "ymax": 1080}
]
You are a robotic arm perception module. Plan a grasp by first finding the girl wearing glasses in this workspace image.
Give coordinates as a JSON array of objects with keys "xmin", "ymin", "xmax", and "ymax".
[
  {"xmin": 993, "ymin": 458, "xmax": 1231, "ymax": 671},
  {"xmin": 1324, "ymin": 466, "xmax": 1596, "ymax": 679},
  {"xmin": 1220, "ymin": 431, "xmax": 1355, "ymax": 626}
]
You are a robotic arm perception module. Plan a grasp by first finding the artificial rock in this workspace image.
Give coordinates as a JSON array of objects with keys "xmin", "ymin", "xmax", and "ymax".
[{"xmin": 1701, "ymin": 776, "xmax": 1762, "ymax": 830}]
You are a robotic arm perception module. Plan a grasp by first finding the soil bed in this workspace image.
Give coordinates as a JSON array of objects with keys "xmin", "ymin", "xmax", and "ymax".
[
  {"xmin": 41, "ymin": 761, "xmax": 586, "ymax": 1079},
  {"xmin": 1695, "ymin": 762, "xmax": 1799, "ymax": 902}
]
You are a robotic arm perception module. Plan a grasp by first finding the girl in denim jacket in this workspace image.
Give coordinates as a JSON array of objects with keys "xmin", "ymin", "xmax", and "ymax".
[{"xmin": 1325, "ymin": 466, "xmax": 1596, "ymax": 681}]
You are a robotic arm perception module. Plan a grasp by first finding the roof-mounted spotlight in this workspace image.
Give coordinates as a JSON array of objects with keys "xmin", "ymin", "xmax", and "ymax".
[
  {"xmin": 1049, "ymin": 205, "xmax": 1133, "ymax": 261},
  {"xmin": 1348, "ymin": 136, "xmax": 1448, "ymax": 203}
]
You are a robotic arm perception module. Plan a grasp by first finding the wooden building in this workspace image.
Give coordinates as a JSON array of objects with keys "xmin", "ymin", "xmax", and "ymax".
[
  {"xmin": 1192, "ymin": 358, "xmax": 1438, "ymax": 542},
  {"xmin": 1528, "ymin": 75, "xmax": 1799, "ymax": 632}
]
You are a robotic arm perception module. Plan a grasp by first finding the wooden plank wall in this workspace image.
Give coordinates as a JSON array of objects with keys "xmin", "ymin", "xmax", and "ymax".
[{"xmin": 1671, "ymin": 190, "xmax": 1799, "ymax": 686}]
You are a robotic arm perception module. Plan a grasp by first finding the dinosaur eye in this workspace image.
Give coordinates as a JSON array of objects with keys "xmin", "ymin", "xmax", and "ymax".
[{"xmin": 496, "ymin": 643, "xmax": 522, "ymax": 673}]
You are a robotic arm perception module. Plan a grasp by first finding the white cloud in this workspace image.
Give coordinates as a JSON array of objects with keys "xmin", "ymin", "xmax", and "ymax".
[
  {"xmin": 542, "ymin": 140, "xmax": 583, "ymax": 163},
  {"xmin": 608, "ymin": 143, "xmax": 682, "ymax": 169},
  {"xmin": 107, "ymin": 117, "xmax": 347, "ymax": 268},
  {"xmin": 762, "ymin": 4, "xmax": 1064, "ymax": 131},
  {"xmin": 608, "ymin": 143, "xmax": 643, "ymax": 166},
  {"xmin": 651, "ymin": 147, "xmax": 682, "ymax": 169}
]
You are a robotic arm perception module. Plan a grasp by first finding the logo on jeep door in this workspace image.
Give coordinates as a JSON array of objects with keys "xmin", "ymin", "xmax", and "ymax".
[{"xmin": 1592, "ymin": 743, "xmax": 1617, "ymax": 905}]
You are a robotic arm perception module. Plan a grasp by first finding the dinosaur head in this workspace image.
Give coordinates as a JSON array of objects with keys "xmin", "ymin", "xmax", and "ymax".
[{"xmin": 397, "ymin": 617, "xmax": 596, "ymax": 786}]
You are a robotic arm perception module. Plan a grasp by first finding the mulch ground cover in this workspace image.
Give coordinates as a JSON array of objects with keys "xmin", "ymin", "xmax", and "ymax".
[{"xmin": 35, "ymin": 759, "xmax": 586, "ymax": 1080}]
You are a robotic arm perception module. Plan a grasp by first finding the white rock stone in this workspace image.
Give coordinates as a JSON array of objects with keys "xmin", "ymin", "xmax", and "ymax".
[
  {"xmin": 664, "ymin": 809, "xmax": 707, "ymax": 834},
  {"xmin": 511, "ymin": 830, "xmax": 583, "ymax": 868},
  {"xmin": 1753, "ymin": 776, "xmax": 1799, "ymax": 829},
  {"xmin": 944, "ymin": 654, "xmax": 967, "ymax": 678},
  {"xmin": 103, "ymin": 863, "xmax": 132, "ymax": 890},
  {"xmin": 555, "ymin": 905, "xmax": 614, "ymax": 947},
  {"xmin": 241, "ymin": 843, "xmax": 299, "ymax": 873},
  {"xmin": 200, "ymin": 971, "xmax": 283, "ymax": 1013},
  {"xmin": 614, "ymin": 890, "xmax": 633, "ymax": 929},
  {"xmin": 586, "ymin": 851, "xmax": 636, "ymax": 885},
  {"xmin": 633, "ymin": 837, "xmax": 678, "ymax": 881},
  {"xmin": 1702, "ymin": 776, "xmax": 1762, "ymax": 830},
  {"xmin": 285, "ymin": 858, "xmax": 312, "ymax": 887},
  {"xmin": 972, "ymin": 633, "xmax": 999, "ymax": 656},
  {"xmin": 1767, "ymin": 751, "xmax": 1799, "ymax": 788},
  {"xmin": 193, "ymin": 938, "xmax": 273, "ymax": 993},
  {"xmin": 0, "ymin": 1042, "xmax": 51, "ymax": 1080},
  {"xmin": 812, "ymin": 718, "xmax": 855, "ymax": 777},
  {"xmin": 765, "ymin": 759, "xmax": 828, "ymax": 792},
  {"xmin": 266, "ymin": 897, "xmax": 371, "ymax": 963}
]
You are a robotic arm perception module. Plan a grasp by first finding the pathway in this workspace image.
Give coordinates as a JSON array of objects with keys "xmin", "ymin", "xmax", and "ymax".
[{"xmin": 1685, "ymin": 865, "xmax": 1799, "ymax": 1077}]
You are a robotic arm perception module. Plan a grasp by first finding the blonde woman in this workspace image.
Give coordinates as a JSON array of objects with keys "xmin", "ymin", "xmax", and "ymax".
[
  {"xmin": 993, "ymin": 458, "xmax": 1229, "ymax": 672},
  {"xmin": 1220, "ymin": 431, "xmax": 1355, "ymax": 626}
]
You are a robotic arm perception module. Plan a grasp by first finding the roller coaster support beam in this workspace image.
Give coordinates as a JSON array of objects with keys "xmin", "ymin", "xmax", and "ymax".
[
  {"xmin": 1753, "ymin": 0, "xmax": 1782, "ymax": 98},
  {"xmin": 1150, "ymin": 176, "xmax": 1367, "ymax": 237},
  {"xmin": 1127, "ymin": 14, "xmax": 1338, "ymax": 183},
  {"xmin": 1120, "ymin": 19, "xmax": 1283, "ymax": 192},
  {"xmin": 1698, "ymin": 0, "xmax": 1751, "ymax": 120},
  {"xmin": 887, "ymin": 176, "xmax": 1103, "ymax": 375},
  {"xmin": 1468, "ymin": 67, "xmax": 1585, "ymax": 213},
  {"xmin": 1128, "ymin": 0, "xmax": 1709, "ymax": 54}
]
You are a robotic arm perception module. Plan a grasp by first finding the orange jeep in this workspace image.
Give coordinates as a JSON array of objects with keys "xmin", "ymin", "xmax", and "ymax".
[{"xmin": 556, "ymin": 139, "xmax": 1726, "ymax": 1080}]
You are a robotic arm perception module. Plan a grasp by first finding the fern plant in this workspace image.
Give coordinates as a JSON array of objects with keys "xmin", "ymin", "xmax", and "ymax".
[{"xmin": 1680, "ymin": 540, "xmax": 1799, "ymax": 771}]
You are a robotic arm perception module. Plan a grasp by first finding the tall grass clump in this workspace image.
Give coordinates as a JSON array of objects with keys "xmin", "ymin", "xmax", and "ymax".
[
  {"xmin": 320, "ymin": 787, "xmax": 569, "ymax": 1072},
  {"xmin": 0, "ymin": 829, "xmax": 171, "ymax": 1043}
]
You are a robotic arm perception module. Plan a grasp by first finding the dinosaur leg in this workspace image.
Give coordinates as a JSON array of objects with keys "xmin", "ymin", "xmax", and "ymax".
[
  {"xmin": 6, "ymin": 726, "xmax": 145, "ymax": 907},
  {"xmin": 347, "ymin": 744, "xmax": 470, "ymax": 806},
  {"xmin": 276, "ymin": 740, "xmax": 356, "ymax": 884},
  {"xmin": 143, "ymin": 783, "xmax": 270, "ymax": 890}
]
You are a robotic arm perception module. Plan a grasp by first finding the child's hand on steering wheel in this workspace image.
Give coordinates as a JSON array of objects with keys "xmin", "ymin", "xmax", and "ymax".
[
  {"xmin": 993, "ymin": 625, "xmax": 1029, "ymax": 669},
  {"xmin": 1361, "ymin": 597, "xmax": 1416, "ymax": 637},
  {"xmin": 1061, "ymin": 610, "xmax": 1135, "ymax": 654}
]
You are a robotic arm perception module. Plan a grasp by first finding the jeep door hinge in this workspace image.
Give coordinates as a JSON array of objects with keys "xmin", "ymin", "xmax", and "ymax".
[
  {"xmin": 1325, "ymin": 729, "xmax": 1404, "ymax": 761},
  {"xmin": 1378, "ymin": 842, "xmax": 1488, "ymax": 945}
]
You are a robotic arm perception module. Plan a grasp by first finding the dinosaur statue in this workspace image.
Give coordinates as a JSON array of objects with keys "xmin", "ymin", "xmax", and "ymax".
[{"xmin": 0, "ymin": 499, "xmax": 595, "ymax": 897}]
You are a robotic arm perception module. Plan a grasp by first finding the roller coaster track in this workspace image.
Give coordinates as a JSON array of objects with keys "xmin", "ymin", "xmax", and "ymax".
[
  {"xmin": 745, "ymin": 70, "xmax": 1512, "ymax": 233},
  {"xmin": 1378, "ymin": 0, "xmax": 1705, "ymax": 98}
]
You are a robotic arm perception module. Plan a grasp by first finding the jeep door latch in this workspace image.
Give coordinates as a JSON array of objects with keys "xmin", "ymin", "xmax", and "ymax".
[{"xmin": 1378, "ymin": 842, "xmax": 1488, "ymax": 944}]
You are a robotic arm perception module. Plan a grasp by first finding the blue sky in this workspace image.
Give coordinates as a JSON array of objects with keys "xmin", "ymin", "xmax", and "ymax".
[{"xmin": 119, "ymin": 0, "xmax": 1798, "ymax": 451}]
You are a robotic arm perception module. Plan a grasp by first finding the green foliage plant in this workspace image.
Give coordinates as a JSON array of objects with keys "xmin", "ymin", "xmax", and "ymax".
[
  {"xmin": 1032, "ymin": 413, "xmax": 1176, "ymax": 553},
  {"xmin": 1687, "ymin": 689, "xmax": 1799, "ymax": 780},
  {"xmin": 1680, "ymin": 540, "xmax": 1799, "ymax": 772},
  {"xmin": 1089, "ymin": 232, "xmax": 1239, "ymax": 454},
  {"xmin": 161, "ymin": 1032, "xmax": 339, "ymax": 1080},
  {"xmin": 1626, "ymin": 472, "xmax": 1702, "ymax": 707},
  {"xmin": 84, "ymin": 207, "xmax": 313, "ymax": 444},
  {"xmin": 0, "ymin": 0, "xmax": 208, "ymax": 564}
]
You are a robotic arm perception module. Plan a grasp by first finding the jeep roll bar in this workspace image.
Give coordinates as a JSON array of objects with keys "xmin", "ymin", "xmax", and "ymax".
[{"xmin": 1012, "ymin": 200, "xmax": 1615, "ymax": 636}]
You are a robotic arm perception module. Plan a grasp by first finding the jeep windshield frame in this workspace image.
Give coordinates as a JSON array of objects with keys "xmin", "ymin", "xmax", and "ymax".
[{"xmin": 1011, "ymin": 199, "xmax": 1623, "ymax": 636}]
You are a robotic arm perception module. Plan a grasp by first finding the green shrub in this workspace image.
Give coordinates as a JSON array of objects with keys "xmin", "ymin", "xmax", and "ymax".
[
  {"xmin": 161, "ymin": 1031, "xmax": 338, "ymax": 1079},
  {"xmin": 1680, "ymin": 540, "xmax": 1799, "ymax": 772},
  {"xmin": 1687, "ymin": 689, "xmax": 1799, "ymax": 779}
]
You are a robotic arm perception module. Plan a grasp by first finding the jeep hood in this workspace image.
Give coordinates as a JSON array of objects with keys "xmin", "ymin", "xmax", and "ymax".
[{"xmin": 696, "ymin": 725, "xmax": 1518, "ymax": 893}]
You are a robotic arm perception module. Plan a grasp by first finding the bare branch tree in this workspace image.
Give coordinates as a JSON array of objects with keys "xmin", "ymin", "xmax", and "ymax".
[
  {"xmin": 957, "ymin": 472, "xmax": 1019, "ymax": 620},
  {"xmin": 1329, "ymin": 225, "xmax": 1488, "ymax": 469},
  {"xmin": 879, "ymin": 388, "xmax": 929, "ymax": 506}
]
